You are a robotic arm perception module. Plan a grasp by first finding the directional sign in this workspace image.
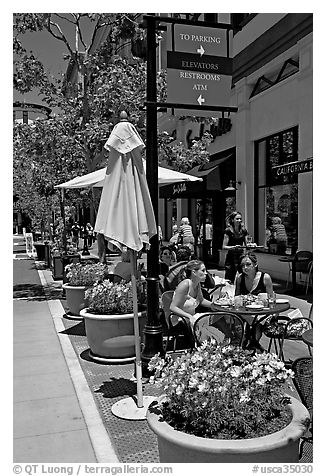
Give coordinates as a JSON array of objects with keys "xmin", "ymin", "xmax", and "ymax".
[
  {"xmin": 167, "ymin": 68, "xmax": 232, "ymax": 113},
  {"xmin": 167, "ymin": 25, "xmax": 232, "ymax": 116},
  {"xmin": 167, "ymin": 51, "xmax": 232, "ymax": 75},
  {"xmin": 173, "ymin": 25, "xmax": 228, "ymax": 56}
]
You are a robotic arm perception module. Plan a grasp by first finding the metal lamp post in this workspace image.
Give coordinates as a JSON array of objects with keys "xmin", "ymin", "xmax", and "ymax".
[{"xmin": 141, "ymin": 14, "xmax": 164, "ymax": 377}]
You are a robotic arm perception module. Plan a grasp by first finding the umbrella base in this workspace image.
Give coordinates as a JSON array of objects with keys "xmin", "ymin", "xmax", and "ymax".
[
  {"xmin": 88, "ymin": 350, "xmax": 135, "ymax": 364},
  {"xmin": 111, "ymin": 396, "xmax": 157, "ymax": 420}
]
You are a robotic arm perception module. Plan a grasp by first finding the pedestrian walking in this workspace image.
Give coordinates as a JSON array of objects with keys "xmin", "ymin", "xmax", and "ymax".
[
  {"xmin": 270, "ymin": 216, "xmax": 287, "ymax": 254},
  {"xmin": 200, "ymin": 221, "xmax": 213, "ymax": 255},
  {"xmin": 71, "ymin": 222, "xmax": 80, "ymax": 249},
  {"xmin": 179, "ymin": 217, "xmax": 195, "ymax": 254},
  {"xmin": 86, "ymin": 222, "xmax": 94, "ymax": 247}
]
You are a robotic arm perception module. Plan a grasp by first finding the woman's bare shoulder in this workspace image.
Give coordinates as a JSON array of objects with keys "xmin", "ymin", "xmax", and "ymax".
[{"xmin": 175, "ymin": 278, "xmax": 190, "ymax": 292}]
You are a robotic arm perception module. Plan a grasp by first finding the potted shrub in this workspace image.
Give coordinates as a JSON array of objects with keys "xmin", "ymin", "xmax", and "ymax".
[
  {"xmin": 63, "ymin": 262, "xmax": 109, "ymax": 316},
  {"xmin": 147, "ymin": 341, "xmax": 310, "ymax": 463},
  {"xmin": 80, "ymin": 279, "xmax": 147, "ymax": 362},
  {"xmin": 50, "ymin": 221, "xmax": 80, "ymax": 280}
]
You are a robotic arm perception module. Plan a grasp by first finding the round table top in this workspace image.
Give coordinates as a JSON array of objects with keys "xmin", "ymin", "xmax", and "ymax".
[
  {"xmin": 212, "ymin": 301, "xmax": 290, "ymax": 316},
  {"xmin": 302, "ymin": 328, "xmax": 313, "ymax": 346}
]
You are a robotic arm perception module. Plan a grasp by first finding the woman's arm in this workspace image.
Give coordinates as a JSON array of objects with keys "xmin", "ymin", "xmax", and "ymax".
[
  {"xmin": 170, "ymin": 280, "xmax": 193, "ymax": 320},
  {"xmin": 263, "ymin": 273, "xmax": 274, "ymax": 296},
  {"xmin": 197, "ymin": 285, "xmax": 214, "ymax": 309},
  {"xmin": 222, "ymin": 232, "xmax": 239, "ymax": 251},
  {"xmin": 234, "ymin": 274, "xmax": 242, "ymax": 296}
]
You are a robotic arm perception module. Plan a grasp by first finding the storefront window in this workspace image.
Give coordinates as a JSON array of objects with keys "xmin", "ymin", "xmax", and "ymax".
[{"xmin": 256, "ymin": 127, "xmax": 298, "ymax": 255}]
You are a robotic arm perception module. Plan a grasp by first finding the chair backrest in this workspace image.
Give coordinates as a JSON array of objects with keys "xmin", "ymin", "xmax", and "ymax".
[
  {"xmin": 107, "ymin": 273, "xmax": 124, "ymax": 284},
  {"xmin": 161, "ymin": 291, "xmax": 174, "ymax": 326},
  {"xmin": 295, "ymin": 251, "xmax": 313, "ymax": 273},
  {"xmin": 168, "ymin": 313, "xmax": 196, "ymax": 349},
  {"xmin": 163, "ymin": 261, "xmax": 188, "ymax": 291},
  {"xmin": 291, "ymin": 357, "xmax": 313, "ymax": 414},
  {"xmin": 276, "ymin": 294, "xmax": 312, "ymax": 317},
  {"xmin": 193, "ymin": 312, "xmax": 245, "ymax": 347},
  {"xmin": 283, "ymin": 317, "xmax": 312, "ymax": 339}
]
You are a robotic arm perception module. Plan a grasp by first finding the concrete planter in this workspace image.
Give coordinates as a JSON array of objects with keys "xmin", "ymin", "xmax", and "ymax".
[
  {"xmin": 147, "ymin": 396, "xmax": 309, "ymax": 463},
  {"xmin": 80, "ymin": 309, "xmax": 146, "ymax": 363},
  {"xmin": 62, "ymin": 284, "xmax": 88, "ymax": 316},
  {"xmin": 52, "ymin": 254, "xmax": 80, "ymax": 280}
]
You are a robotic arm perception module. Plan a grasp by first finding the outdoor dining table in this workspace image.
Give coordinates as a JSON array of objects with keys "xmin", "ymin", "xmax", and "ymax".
[
  {"xmin": 212, "ymin": 301, "xmax": 290, "ymax": 351},
  {"xmin": 302, "ymin": 328, "xmax": 313, "ymax": 347}
]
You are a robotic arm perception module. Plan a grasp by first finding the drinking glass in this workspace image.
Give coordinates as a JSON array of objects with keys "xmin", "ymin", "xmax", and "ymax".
[
  {"xmin": 247, "ymin": 235, "xmax": 253, "ymax": 245},
  {"xmin": 234, "ymin": 295, "xmax": 243, "ymax": 310},
  {"xmin": 268, "ymin": 292, "xmax": 276, "ymax": 309}
]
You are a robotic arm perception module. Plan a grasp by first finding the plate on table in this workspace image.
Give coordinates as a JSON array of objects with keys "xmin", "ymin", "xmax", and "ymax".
[
  {"xmin": 276, "ymin": 299, "xmax": 289, "ymax": 304},
  {"xmin": 246, "ymin": 303, "xmax": 264, "ymax": 310},
  {"xmin": 215, "ymin": 299, "xmax": 231, "ymax": 307}
]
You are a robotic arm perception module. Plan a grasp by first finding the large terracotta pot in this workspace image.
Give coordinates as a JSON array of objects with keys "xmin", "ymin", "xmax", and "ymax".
[
  {"xmin": 62, "ymin": 284, "xmax": 88, "ymax": 316},
  {"xmin": 147, "ymin": 396, "xmax": 309, "ymax": 463},
  {"xmin": 80, "ymin": 309, "xmax": 146, "ymax": 362}
]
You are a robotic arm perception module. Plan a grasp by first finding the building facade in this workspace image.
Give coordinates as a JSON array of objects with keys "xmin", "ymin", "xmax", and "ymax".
[{"xmin": 158, "ymin": 13, "xmax": 313, "ymax": 281}]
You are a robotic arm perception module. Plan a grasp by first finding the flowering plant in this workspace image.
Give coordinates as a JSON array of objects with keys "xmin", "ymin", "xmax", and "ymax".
[
  {"xmin": 51, "ymin": 220, "xmax": 78, "ymax": 256},
  {"xmin": 149, "ymin": 340, "xmax": 294, "ymax": 440},
  {"xmin": 85, "ymin": 278, "xmax": 146, "ymax": 315},
  {"xmin": 65, "ymin": 263, "xmax": 109, "ymax": 287}
]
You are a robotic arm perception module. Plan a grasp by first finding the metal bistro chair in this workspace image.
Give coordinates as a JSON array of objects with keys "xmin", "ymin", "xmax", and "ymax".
[
  {"xmin": 161, "ymin": 291, "xmax": 195, "ymax": 353},
  {"xmin": 278, "ymin": 317, "xmax": 313, "ymax": 365},
  {"xmin": 107, "ymin": 273, "xmax": 124, "ymax": 283},
  {"xmin": 291, "ymin": 357, "xmax": 313, "ymax": 461},
  {"xmin": 286, "ymin": 251, "xmax": 313, "ymax": 290},
  {"xmin": 264, "ymin": 303, "xmax": 313, "ymax": 358},
  {"xmin": 193, "ymin": 312, "xmax": 245, "ymax": 348}
]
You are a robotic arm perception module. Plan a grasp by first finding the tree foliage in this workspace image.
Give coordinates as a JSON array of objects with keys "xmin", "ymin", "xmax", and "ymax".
[{"xmin": 13, "ymin": 13, "xmax": 212, "ymax": 230}]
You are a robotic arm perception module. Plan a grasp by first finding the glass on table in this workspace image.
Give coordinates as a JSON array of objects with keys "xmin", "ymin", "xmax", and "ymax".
[
  {"xmin": 258, "ymin": 292, "xmax": 269, "ymax": 307},
  {"xmin": 234, "ymin": 295, "xmax": 243, "ymax": 310},
  {"xmin": 268, "ymin": 292, "xmax": 276, "ymax": 309}
]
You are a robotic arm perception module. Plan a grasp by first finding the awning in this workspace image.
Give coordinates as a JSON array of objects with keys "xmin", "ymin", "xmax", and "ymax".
[
  {"xmin": 55, "ymin": 161, "xmax": 202, "ymax": 189},
  {"xmin": 160, "ymin": 149, "xmax": 235, "ymax": 198}
]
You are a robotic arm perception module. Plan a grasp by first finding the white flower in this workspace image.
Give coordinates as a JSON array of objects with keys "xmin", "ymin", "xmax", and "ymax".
[
  {"xmin": 198, "ymin": 382, "xmax": 207, "ymax": 393},
  {"xmin": 175, "ymin": 385, "xmax": 184, "ymax": 395},
  {"xmin": 189, "ymin": 376, "xmax": 199, "ymax": 388},
  {"xmin": 230, "ymin": 366, "xmax": 242, "ymax": 378},
  {"xmin": 239, "ymin": 390, "xmax": 251, "ymax": 403}
]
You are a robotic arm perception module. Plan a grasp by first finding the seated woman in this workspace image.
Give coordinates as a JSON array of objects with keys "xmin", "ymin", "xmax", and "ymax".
[
  {"xmin": 113, "ymin": 249, "xmax": 141, "ymax": 281},
  {"xmin": 159, "ymin": 246, "xmax": 173, "ymax": 275},
  {"xmin": 235, "ymin": 252, "xmax": 273, "ymax": 351},
  {"xmin": 170, "ymin": 260, "xmax": 217, "ymax": 345}
]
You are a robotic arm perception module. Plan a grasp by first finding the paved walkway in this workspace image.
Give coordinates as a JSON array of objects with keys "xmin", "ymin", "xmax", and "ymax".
[
  {"xmin": 13, "ymin": 235, "xmax": 313, "ymax": 463},
  {"xmin": 13, "ymin": 237, "xmax": 119, "ymax": 463}
]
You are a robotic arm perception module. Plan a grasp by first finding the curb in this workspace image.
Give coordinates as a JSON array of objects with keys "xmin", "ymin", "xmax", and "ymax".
[{"xmin": 37, "ymin": 265, "xmax": 120, "ymax": 463}]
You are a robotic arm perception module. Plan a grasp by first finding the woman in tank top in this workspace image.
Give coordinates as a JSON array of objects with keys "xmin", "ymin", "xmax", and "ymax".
[
  {"xmin": 235, "ymin": 252, "xmax": 273, "ymax": 351},
  {"xmin": 223, "ymin": 211, "xmax": 249, "ymax": 283},
  {"xmin": 170, "ymin": 260, "xmax": 215, "ymax": 337}
]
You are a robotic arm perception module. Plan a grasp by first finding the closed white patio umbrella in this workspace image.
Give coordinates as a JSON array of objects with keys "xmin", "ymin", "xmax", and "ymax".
[{"xmin": 93, "ymin": 115, "xmax": 157, "ymax": 420}]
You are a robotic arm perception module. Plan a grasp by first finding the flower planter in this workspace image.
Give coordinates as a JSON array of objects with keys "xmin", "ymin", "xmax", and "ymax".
[
  {"xmin": 147, "ymin": 396, "xmax": 309, "ymax": 463},
  {"xmin": 80, "ymin": 309, "xmax": 147, "ymax": 362},
  {"xmin": 52, "ymin": 254, "xmax": 81, "ymax": 280},
  {"xmin": 34, "ymin": 243, "xmax": 46, "ymax": 261},
  {"xmin": 62, "ymin": 284, "xmax": 88, "ymax": 316}
]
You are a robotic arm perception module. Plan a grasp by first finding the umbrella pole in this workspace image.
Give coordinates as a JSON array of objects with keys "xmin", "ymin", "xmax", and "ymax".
[
  {"xmin": 111, "ymin": 249, "xmax": 157, "ymax": 420},
  {"xmin": 130, "ymin": 249, "xmax": 143, "ymax": 408}
]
